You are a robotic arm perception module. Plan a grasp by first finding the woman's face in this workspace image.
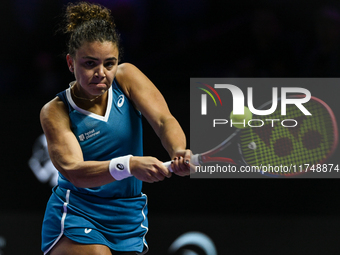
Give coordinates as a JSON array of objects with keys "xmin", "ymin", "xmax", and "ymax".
[{"xmin": 67, "ymin": 40, "xmax": 119, "ymax": 99}]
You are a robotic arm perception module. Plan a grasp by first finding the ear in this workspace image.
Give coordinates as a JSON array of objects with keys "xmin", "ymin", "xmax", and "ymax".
[{"xmin": 66, "ymin": 54, "xmax": 74, "ymax": 73}]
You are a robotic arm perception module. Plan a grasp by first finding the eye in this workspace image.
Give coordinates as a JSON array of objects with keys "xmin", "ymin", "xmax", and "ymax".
[
  {"xmin": 86, "ymin": 61, "xmax": 95, "ymax": 67},
  {"xmin": 105, "ymin": 61, "xmax": 116, "ymax": 69}
]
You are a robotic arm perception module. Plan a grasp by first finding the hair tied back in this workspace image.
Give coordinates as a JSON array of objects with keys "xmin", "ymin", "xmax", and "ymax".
[{"xmin": 64, "ymin": 1, "xmax": 115, "ymax": 34}]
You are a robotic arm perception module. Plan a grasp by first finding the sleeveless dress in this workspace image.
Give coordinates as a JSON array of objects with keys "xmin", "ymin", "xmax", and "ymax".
[{"xmin": 41, "ymin": 79, "xmax": 148, "ymax": 254}]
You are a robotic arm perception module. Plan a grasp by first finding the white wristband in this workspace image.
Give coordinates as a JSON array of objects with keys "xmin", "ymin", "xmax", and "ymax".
[{"xmin": 109, "ymin": 155, "xmax": 133, "ymax": 181}]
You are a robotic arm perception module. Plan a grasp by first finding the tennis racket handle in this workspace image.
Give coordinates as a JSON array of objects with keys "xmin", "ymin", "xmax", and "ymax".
[
  {"xmin": 162, "ymin": 154, "xmax": 200, "ymax": 172},
  {"xmin": 162, "ymin": 161, "xmax": 173, "ymax": 172}
]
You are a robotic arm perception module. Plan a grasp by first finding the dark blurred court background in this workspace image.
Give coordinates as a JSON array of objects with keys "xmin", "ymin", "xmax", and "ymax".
[{"xmin": 1, "ymin": 0, "xmax": 340, "ymax": 254}]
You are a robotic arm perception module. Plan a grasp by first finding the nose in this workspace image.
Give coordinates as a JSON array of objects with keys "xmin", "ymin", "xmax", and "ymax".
[{"xmin": 95, "ymin": 65, "xmax": 106, "ymax": 78}]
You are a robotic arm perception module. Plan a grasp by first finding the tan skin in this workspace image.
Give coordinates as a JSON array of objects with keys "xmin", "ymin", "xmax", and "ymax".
[{"xmin": 41, "ymin": 41, "xmax": 191, "ymax": 254}]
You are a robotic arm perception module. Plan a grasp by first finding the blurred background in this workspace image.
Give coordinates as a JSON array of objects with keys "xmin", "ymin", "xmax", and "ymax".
[{"xmin": 1, "ymin": 0, "xmax": 340, "ymax": 254}]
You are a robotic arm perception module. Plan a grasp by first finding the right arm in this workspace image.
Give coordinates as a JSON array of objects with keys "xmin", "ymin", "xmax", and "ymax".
[
  {"xmin": 40, "ymin": 98, "xmax": 169, "ymax": 188},
  {"xmin": 41, "ymin": 98, "xmax": 114, "ymax": 188}
]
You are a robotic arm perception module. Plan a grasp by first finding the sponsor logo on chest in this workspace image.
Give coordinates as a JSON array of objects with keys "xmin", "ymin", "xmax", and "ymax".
[{"xmin": 79, "ymin": 129, "xmax": 101, "ymax": 141}]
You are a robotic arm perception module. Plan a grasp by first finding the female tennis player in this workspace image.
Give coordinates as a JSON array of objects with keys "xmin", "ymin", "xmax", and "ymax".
[{"xmin": 40, "ymin": 2, "xmax": 191, "ymax": 254}]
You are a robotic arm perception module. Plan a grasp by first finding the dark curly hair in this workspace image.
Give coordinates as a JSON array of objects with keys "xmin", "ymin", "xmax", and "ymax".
[{"xmin": 63, "ymin": 2, "xmax": 122, "ymax": 59}]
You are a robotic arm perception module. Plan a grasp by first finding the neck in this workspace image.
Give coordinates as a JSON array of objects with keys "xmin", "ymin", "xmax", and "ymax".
[{"xmin": 70, "ymin": 81, "xmax": 103, "ymax": 102}]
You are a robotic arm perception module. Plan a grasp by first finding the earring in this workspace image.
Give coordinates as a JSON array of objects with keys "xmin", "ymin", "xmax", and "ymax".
[{"xmin": 69, "ymin": 66, "xmax": 74, "ymax": 72}]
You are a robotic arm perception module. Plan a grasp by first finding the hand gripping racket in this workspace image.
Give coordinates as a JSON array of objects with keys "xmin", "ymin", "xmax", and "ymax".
[{"xmin": 164, "ymin": 95, "xmax": 338, "ymax": 177}]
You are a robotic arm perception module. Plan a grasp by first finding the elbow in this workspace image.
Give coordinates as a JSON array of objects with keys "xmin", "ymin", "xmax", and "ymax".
[
  {"xmin": 58, "ymin": 167, "xmax": 96, "ymax": 189},
  {"xmin": 54, "ymin": 163, "xmax": 84, "ymax": 188},
  {"xmin": 64, "ymin": 172, "xmax": 79, "ymax": 187},
  {"xmin": 61, "ymin": 171, "xmax": 87, "ymax": 188},
  {"xmin": 61, "ymin": 168, "xmax": 85, "ymax": 188}
]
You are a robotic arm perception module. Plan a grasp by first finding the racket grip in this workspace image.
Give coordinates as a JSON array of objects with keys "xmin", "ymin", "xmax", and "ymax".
[
  {"xmin": 191, "ymin": 154, "xmax": 200, "ymax": 166},
  {"xmin": 162, "ymin": 161, "xmax": 173, "ymax": 172},
  {"xmin": 162, "ymin": 154, "xmax": 200, "ymax": 173}
]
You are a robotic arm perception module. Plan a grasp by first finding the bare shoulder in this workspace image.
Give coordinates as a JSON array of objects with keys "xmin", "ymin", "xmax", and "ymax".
[
  {"xmin": 40, "ymin": 97, "xmax": 70, "ymax": 132},
  {"xmin": 116, "ymin": 63, "xmax": 138, "ymax": 85},
  {"xmin": 41, "ymin": 97, "xmax": 68, "ymax": 120},
  {"xmin": 116, "ymin": 63, "xmax": 152, "ymax": 97},
  {"xmin": 116, "ymin": 62, "xmax": 139, "ymax": 76}
]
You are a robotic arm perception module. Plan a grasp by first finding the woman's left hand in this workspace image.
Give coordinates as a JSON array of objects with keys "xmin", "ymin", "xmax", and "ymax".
[{"xmin": 170, "ymin": 149, "xmax": 193, "ymax": 176}]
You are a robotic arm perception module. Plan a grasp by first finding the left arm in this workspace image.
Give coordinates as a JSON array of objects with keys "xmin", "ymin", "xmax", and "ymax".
[{"xmin": 116, "ymin": 63, "xmax": 190, "ymax": 176}]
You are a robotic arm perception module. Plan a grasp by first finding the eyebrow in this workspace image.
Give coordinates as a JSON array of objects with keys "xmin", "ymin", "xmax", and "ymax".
[{"xmin": 82, "ymin": 56, "xmax": 117, "ymax": 61}]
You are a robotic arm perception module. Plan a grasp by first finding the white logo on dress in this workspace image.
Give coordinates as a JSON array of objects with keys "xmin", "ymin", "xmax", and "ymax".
[
  {"xmin": 85, "ymin": 228, "xmax": 92, "ymax": 234},
  {"xmin": 117, "ymin": 95, "xmax": 124, "ymax": 107},
  {"xmin": 79, "ymin": 129, "xmax": 101, "ymax": 142}
]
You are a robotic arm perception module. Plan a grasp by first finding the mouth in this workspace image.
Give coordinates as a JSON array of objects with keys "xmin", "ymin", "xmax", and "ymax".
[{"xmin": 90, "ymin": 82, "xmax": 108, "ymax": 88}]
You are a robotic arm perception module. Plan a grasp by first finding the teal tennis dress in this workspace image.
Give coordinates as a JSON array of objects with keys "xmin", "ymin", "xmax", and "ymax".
[{"xmin": 41, "ymin": 79, "xmax": 148, "ymax": 254}]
